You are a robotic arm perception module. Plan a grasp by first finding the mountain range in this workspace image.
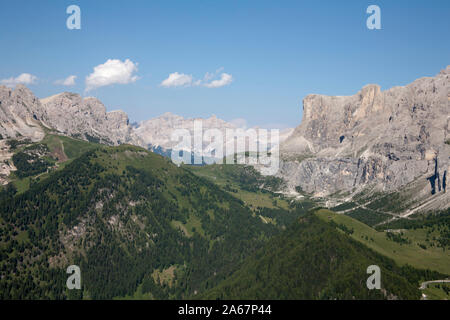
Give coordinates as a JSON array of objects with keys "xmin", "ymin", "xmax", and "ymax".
[
  {"xmin": 0, "ymin": 86, "xmax": 293, "ymax": 183},
  {"xmin": 1, "ymin": 67, "xmax": 449, "ymax": 213}
]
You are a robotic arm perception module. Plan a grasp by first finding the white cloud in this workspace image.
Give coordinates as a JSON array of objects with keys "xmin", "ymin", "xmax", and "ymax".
[
  {"xmin": 160, "ymin": 72, "xmax": 193, "ymax": 88},
  {"xmin": 54, "ymin": 75, "xmax": 77, "ymax": 86},
  {"xmin": 161, "ymin": 68, "xmax": 233, "ymax": 89},
  {"xmin": 203, "ymin": 73, "xmax": 233, "ymax": 88},
  {"xmin": 0, "ymin": 73, "xmax": 37, "ymax": 87},
  {"xmin": 203, "ymin": 67, "xmax": 223, "ymax": 82},
  {"xmin": 85, "ymin": 59, "xmax": 139, "ymax": 91}
]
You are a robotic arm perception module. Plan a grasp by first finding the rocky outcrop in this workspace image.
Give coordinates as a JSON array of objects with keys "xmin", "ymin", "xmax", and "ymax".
[
  {"xmin": 0, "ymin": 84, "xmax": 48, "ymax": 141},
  {"xmin": 0, "ymin": 85, "xmax": 141, "ymax": 146},
  {"xmin": 40, "ymin": 93, "xmax": 140, "ymax": 145},
  {"xmin": 0, "ymin": 85, "xmax": 145, "ymax": 183},
  {"xmin": 280, "ymin": 66, "xmax": 450, "ymax": 202}
]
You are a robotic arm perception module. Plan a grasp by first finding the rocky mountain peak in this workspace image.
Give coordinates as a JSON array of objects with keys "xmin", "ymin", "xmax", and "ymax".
[
  {"xmin": 40, "ymin": 92, "xmax": 139, "ymax": 145},
  {"xmin": 440, "ymin": 65, "xmax": 450, "ymax": 75},
  {"xmin": 0, "ymin": 84, "xmax": 48, "ymax": 141},
  {"xmin": 279, "ymin": 66, "xmax": 450, "ymax": 209},
  {"xmin": 0, "ymin": 86, "xmax": 140, "ymax": 146}
]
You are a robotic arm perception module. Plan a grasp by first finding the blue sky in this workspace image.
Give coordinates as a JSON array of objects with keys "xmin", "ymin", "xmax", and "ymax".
[{"xmin": 0, "ymin": 0, "xmax": 448, "ymax": 128}]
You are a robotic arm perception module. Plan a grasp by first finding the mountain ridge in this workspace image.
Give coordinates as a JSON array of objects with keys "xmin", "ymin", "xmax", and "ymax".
[{"xmin": 0, "ymin": 86, "xmax": 293, "ymax": 174}]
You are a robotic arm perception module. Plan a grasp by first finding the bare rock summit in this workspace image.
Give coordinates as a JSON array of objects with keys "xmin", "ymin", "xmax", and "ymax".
[{"xmin": 280, "ymin": 66, "xmax": 450, "ymax": 210}]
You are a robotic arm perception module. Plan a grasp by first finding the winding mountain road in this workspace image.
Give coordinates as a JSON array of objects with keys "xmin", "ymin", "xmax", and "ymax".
[{"xmin": 419, "ymin": 279, "xmax": 450, "ymax": 290}]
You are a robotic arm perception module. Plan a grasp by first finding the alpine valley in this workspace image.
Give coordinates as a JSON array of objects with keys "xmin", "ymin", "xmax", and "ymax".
[{"xmin": 0, "ymin": 67, "xmax": 449, "ymax": 300}]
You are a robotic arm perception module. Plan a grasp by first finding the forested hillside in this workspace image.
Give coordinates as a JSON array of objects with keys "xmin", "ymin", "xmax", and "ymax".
[
  {"xmin": 0, "ymin": 144, "xmax": 301, "ymax": 299},
  {"xmin": 1, "ymin": 137, "xmax": 448, "ymax": 300},
  {"xmin": 200, "ymin": 211, "xmax": 446, "ymax": 300}
]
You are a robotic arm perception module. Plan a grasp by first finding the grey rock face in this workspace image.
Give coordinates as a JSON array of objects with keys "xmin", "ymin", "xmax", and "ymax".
[
  {"xmin": 40, "ymin": 93, "xmax": 140, "ymax": 145},
  {"xmin": 0, "ymin": 84, "xmax": 48, "ymax": 141},
  {"xmin": 0, "ymin": 85, "xmax": 141, "ymax": 146},
  {"xmin": 280, "ymin": 66, "xmax": 450, "ymax": 200}
]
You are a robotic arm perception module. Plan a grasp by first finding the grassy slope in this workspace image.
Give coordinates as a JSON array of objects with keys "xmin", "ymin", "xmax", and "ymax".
[
  {"xmin": 10, "ymin": 134, "xmax": 102, "ymax": 194},
  {"xmin": 422, "ymin": 283, "xmax": 450, "ymax": 300},
  {"xmin": 42, "ymin": 134, "xmax": 102, "ymax": 160},
  {"xmin": 315, "ymin": 210, "xmax": 450, "ymax": 275},
  {"xmin": 187, "ymin": 164, "xmax": 290, "ymax": 210}
]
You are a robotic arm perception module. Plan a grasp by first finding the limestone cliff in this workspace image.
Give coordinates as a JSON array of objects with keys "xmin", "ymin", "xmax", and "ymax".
[
  {"xmin": 280, "ymin": 66, "xmax": 450, "ymax": 209},
  {"xmin": 0, "ymin": 85, "xmax": 48, "ymax": 141},
  {"xmin": 40, "ymin": 92, "xmax": 140, "ymax": 145}
]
